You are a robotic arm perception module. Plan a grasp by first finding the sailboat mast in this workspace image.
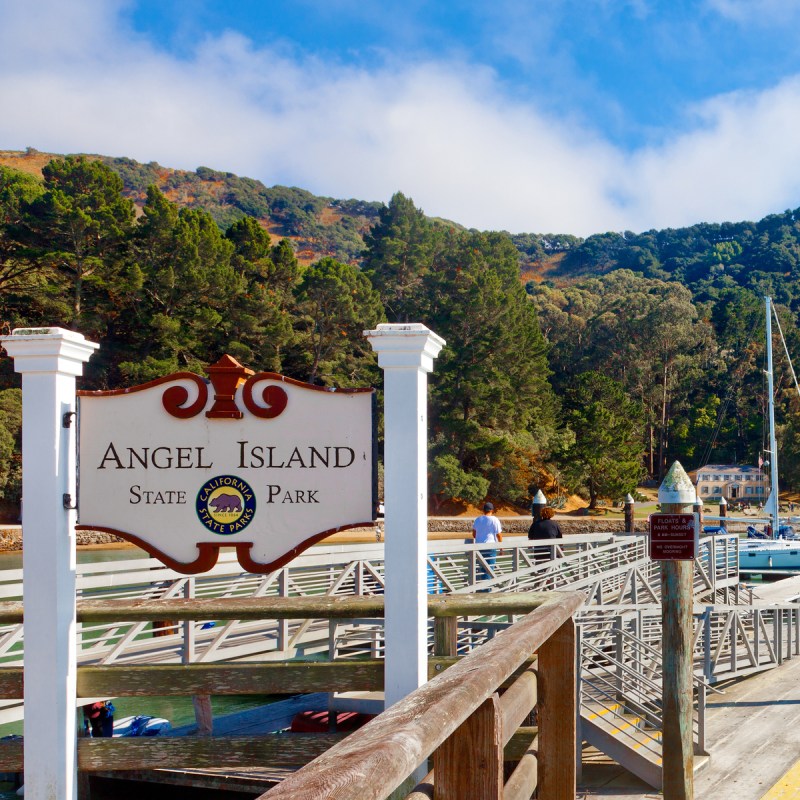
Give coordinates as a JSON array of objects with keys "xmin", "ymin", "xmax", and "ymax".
[{"xmin": 766, "ymin": 296, "xmax": 780, "ymax": 537}]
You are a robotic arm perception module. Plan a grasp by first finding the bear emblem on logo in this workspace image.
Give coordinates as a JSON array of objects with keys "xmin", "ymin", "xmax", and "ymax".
[{"xmin": 208, "ymin": 492, "xmax": 242, "ymax": 513}]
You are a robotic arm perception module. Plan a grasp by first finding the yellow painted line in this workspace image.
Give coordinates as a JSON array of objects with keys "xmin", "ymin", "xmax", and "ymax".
[
  {"xmin": 609, "ymin": 716, "xmax": 642, "ymax": 734},
  {"xmin": 760, "ymin": 759, "xmax": 800, "ymax": 800},
  {"xmin": 631, "ymin": 732, "xmax": 662, "ymax": 750},
  {"xmin": 586, "ymin": 704, "xmax": 621, "ymax": 720}
]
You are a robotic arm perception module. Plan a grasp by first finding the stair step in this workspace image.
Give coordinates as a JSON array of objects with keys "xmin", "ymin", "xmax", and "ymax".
[
  {"xmin": 581, "ymin": 704, "xmax": 663, "ymax": 789},
  {"xmin": 581, "ymin": 702, "xmax": 709, "ymax": 790}
]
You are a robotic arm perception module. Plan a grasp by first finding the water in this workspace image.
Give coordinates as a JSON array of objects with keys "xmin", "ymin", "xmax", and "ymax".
[
  {"xmin": 0, "ymin": 544, "xmax": 152, "ymax": 571},
  {"xmin": 0, "ymin": 693, "xmax": 276, "ymax": 739}
]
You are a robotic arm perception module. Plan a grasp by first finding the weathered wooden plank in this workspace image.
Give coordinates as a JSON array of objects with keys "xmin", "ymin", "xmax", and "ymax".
[
  {"xmin": 77, "ymin": 596, "xmax": 386, "ymax": 623},
  {"xmin": 497, "ymin": 667, "xmax": 537, "ymax": 746},
  {"xmin": 0, "ymin": 658, "xmax": 535, "ymax": 700},
  {"xmin": 435, "ymin": 695, "xmax": 503, "ymax": 800},
  {"xmin": 405, "ymin": 728, "xmax": 539, "ymax": 800},
  {"xmin": 0, "ymin": 592, "xmax": 553, "ymax": 625},
  {"xmin": 77, "ymin": 661, "xmax": 384, "ymax": 697},
  {"xmin": 78, "ymin": 733, "xmax": 346, "ymax": 771},
  {"xmin": 430, "ymin": 656, "xmax": 537, "ymax": 686},
  {"xmin": 405, "ymin": 771, "xmax": 434, "ymax": 799},
  {"xmin": 427, "ymin": 593, "xmax": 553, "ymax": 617},
  {"xmin": 537, "ymin": 619, "xmax": 576, "ymax": 800},
  {"xmin": 434, "ymin": 616, "xmax": 458, "ymax": 657},
  {"xmin": 403, "ymin": 731, "xmax": 538, "ymax": 800},
  {"xmin": 662, "ymin": 558, "xmax": 694, "ymax": 800},
  {"xmin": 256, "ymin": 592, "xmax": 584, "ymax": 800},
  {"xmin": 0, "ymin": 738, "xmax": 22, "ymax": 771},
  {"xmin": 0, "ymin": 603, "xmax": 21, "ymax": 624},
  {"xmin": 502, "ymin": 747, "xmax": 538, "ymax": 800}
]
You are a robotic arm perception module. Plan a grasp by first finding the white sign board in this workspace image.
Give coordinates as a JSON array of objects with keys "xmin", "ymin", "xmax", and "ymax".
[{"xmin": 78, "ymin": 357, "xmax": 376, "ymax": 573}]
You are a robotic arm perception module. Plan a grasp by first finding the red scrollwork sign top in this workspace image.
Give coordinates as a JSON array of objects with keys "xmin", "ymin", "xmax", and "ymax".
[{"xmin": 80, "ymin": 355, "xmax": 370, "ymax": 418}]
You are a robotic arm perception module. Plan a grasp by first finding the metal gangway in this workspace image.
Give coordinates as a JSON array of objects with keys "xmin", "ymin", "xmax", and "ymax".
[{"xmin": 0, "ymin": 531, "xmax": 674, "ymax": 721}]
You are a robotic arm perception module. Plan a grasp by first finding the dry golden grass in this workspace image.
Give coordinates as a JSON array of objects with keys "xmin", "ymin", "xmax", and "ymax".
[{"xmin": 0, "ymin": 149, "xmax": 62, "ymax": 178}]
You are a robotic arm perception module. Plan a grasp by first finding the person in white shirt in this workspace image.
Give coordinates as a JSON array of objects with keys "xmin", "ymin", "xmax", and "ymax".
[{"xmin": 472, "ymin": 502, "xmax": 503, "ymax": 587}]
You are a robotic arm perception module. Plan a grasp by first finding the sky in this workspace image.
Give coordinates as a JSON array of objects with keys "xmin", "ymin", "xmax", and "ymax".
[{"xmin": 3, "ymin": 0, "xmax": 800, "ymax": 236}]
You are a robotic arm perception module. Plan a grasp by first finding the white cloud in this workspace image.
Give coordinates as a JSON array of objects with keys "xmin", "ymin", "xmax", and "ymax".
[
  {"xmin": 706, "ymin": 0, "xmax": 800, "ymax": 23},
  {"xmin": 2, "ymin": 0, "xmax": 800, "ymax": 236},
  {"xmin": 623, "ymin": 79, "xmax": 800, "ymax": 229}
]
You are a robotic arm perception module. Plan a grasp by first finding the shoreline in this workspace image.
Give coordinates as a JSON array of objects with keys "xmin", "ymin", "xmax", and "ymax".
[{"xmin": 0, "ymin": 515, "xmax": 755, "ymax": 553}]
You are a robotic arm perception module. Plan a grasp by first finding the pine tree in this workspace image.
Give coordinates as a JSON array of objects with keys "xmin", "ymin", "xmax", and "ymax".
[
  {"xmin": 292, "ymin": 257, "xmax": 385, "ymax": 386},
  {"xmin": 23, "ymin": 156, "xmax": 135, "ymax": 328},
  {"xmin": 363, "ymin": 192, "xmax": 438, "ymax": 322}
]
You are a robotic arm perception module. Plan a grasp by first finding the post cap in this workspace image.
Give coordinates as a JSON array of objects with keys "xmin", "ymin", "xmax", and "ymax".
[
  {"xmin": 363, "ymin": 323, "xmax": 445, "ymax": 372},
  {"xmin": 658, "ymin": 461, "xmax": 696, "ymax": 504},
  {"xmin": 719, "ymin": 496, "xmax": 727, "ymax": 506},
  {"xmin": 532, "ymin": 489, "xmax": 547, "ymax": 505},
  {"xmin": 1, "ymin": 327, "xmax": 99, "ymax": 375},
  {"xmin": 624, "ymin": 494, "xmax": 635, "ymax": 504}
]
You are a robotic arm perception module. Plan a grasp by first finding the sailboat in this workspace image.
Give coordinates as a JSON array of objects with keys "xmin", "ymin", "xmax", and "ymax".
[{"xmin": 738, "ymin": 297, "xmax": 800, "ymax": 573}]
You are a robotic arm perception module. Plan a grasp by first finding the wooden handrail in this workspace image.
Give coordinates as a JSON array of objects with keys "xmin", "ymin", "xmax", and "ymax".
[
  {"xmin": 0, "ymin": 657, "xmax": 539, "ymax": 700},
  {"xmin": 258, "ymin": 591, "xmax": 584, "ymax": 800},
  {"xmin": 0, "ymin": 591, "xmax": 558, "ymax": 624},
  {"xmin": 0, "ymin": 728, "xmax": 542, "ymax": 774}
]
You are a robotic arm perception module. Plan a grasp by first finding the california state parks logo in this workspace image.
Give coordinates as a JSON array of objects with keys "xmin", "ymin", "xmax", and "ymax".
[{"xmin": 196, "ymin": 476, "xmax": 256, "ymax": 535}]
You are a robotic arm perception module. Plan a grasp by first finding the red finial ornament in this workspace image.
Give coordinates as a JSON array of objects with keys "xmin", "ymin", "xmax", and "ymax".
[{"xmin": 205, "ymin": 355, "xmax": 253, "ymax": 419}]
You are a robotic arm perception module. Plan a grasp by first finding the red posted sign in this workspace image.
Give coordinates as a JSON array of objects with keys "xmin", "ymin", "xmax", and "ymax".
[{"xmin": 649, "ymin": 513, "xmax": 698, "ymax": 561}]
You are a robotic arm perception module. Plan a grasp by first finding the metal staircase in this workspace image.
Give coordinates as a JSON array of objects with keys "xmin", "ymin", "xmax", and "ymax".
[{"xmin": 577, "ymin": 613, "xmax": 713, "ymax": 788}]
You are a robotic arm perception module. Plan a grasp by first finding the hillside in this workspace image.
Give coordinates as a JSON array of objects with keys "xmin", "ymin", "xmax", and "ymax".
[
  {"xmin": 0, "ymin": 148, "xmax": 568, "ymax": 277},
  {"xmin": 3, "ymin": 146, "xmax": 800, "ymax": 512},
  {"xmin": 4, "ymin": 148, "xmax": 800, "ymax": 306},
  {"xmin": 0, "ymin": 148, "xmax": 382, "ymax": 266}
]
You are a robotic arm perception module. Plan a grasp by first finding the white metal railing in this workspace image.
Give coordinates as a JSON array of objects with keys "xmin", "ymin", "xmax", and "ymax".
[{"xmin": 0, "ymin": 531, "xmax": 746, "ymax": 728}]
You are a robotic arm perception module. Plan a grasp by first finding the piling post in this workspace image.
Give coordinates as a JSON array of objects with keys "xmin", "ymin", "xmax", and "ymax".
[
  {"xmin": 719, "ymin": 496, "xmax": 727, "ymax": 531},
  {"xmin": 365, "ymin": 325, "xmax": 444, "ymax": 709},
  {"xmin": 532, "ymin": 489, "xmax": 547, "ymax": 523},
  {"xmin": 658, "ymin": 461, "xmax": 695, "ymax": 800},
  {"xmin": 693, "ymin": 494, "xmax": 703, "ymax": 530},
  {"xmin": 1, "ymin": 328, "xmax": 98, "ymax": 800},
  {"xmin": 624, "ymin": 494, "xmax": 635, "ymax": 533}
]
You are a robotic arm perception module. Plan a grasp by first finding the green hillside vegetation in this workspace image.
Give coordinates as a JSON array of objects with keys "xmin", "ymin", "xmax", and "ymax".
[
  {"xmin": 101, "ymin": 156, "xmax": 384, "ymax": 265},
  {"xmin": 1, "ymin": 149, "xmax": 800, "ymax": 514}
]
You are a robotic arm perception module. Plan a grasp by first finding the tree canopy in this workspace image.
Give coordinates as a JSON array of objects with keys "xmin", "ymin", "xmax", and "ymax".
[{"xmin": 2, "ymin": 153, "xmax": 800, "ymax": 511}]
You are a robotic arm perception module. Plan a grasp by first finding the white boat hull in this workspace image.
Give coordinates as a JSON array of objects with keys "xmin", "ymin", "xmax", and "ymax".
[{"xmin": 740, "ymin": 540, "xmax": 800, "ymax": 571}]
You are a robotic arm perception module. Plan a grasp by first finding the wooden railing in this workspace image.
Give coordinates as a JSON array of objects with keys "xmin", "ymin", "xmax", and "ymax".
[
  {"xmin": 258, "ymin": 591, "xmax": 584, "ymax": 800},
  {"xmin": 0, "ymin": 590, "xmax": 583, "ymax": 799}
]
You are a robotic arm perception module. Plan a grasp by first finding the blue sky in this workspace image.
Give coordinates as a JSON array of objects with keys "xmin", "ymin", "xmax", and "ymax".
[{"xmin": 3, "ymin": 0, "xmax": 800, "ymax": 235}]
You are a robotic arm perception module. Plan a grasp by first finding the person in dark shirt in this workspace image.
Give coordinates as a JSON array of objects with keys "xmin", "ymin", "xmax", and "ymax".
[{"xmin": 527, "ymin": 506, "xmax": 563, "ymax": 561}]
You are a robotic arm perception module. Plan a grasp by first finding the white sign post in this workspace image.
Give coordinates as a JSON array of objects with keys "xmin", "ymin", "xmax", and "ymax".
[
  {"xmin": 365, "ymin": 324, "xmax": 445, "ymax": 709},
  {"xmin": 1, "ymin": 328, "xmax": 98, "ymax": 800}
]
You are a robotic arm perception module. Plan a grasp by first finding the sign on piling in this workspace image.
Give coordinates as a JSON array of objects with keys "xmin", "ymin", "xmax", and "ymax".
[
  {"xmin": 648, "ymin": 513, "xmax": 698, "ymax": 561},
  {"xmin": 656, "ymin": 462, "xmax": 696, "ymax": 800},
  {"xmin": 78, "ymin": 355, "xmax": 376, "ymax": 574}
]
